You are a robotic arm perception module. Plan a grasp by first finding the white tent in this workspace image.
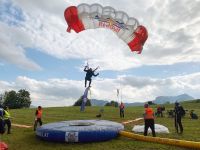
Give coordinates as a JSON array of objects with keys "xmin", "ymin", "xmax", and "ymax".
[{"xmin": 132, "ymin": 124, "xmax": 169, "ymax": 134}]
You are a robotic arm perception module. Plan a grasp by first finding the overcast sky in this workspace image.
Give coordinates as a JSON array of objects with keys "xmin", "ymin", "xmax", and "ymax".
[{"xmin": 0, "ymin": 0, "xmax": 200, "ymax": 107}]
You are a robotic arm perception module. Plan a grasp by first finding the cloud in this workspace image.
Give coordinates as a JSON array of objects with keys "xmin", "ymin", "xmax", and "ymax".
[
  {"xmin": 0, "ymin": 0, "xmax": 199, "ymax": 71},
  {"xmin": 0, "ymin": 73, "xmax": 200, "ymax": 107},
  {"xmin": 0, "ymin": 76, "xmax": 84, "ymax": 107}
]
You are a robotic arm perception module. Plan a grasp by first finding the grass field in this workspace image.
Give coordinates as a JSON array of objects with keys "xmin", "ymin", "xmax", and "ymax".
[{"xmin": 1, "ymin": 101, "xmax": 200, "ymax": 150}]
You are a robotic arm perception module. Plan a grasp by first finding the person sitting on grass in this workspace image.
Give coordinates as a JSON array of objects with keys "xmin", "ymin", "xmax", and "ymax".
[{"xmin": 190, "ymin": 110, "xmax": 198, "ymax": 119}]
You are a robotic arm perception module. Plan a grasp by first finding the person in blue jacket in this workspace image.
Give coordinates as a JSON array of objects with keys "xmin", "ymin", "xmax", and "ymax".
[{"xmin": 0, "ymin": 104, "xmax": 5, "ymax": 134}]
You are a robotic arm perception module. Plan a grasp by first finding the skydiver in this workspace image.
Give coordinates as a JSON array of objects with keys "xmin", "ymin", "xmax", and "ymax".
[{"xmin": 84, "ymin": 66, "xmax": 99, "ymax": 87}]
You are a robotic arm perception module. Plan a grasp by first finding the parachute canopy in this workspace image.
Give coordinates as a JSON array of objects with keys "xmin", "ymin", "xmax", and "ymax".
[{"xmin": 64, "ymin": 3, "xmax": 148, "ymax": 54}]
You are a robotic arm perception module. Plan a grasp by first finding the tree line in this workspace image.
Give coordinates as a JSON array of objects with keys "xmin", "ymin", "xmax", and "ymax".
[
  {"xmin": 0, "ymin": 89, "xmax": 31, "ymax": 109},
  {"xmin": 73, "ymin": 96, "xmax": 118, "ymax": 107}
]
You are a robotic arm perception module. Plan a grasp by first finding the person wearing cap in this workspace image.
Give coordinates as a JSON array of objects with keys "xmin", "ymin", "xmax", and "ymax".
[
  {"xmin": 3, "ymin": 106, "xmax": 11, "ymax": 134},
  {"xmin": 34, "ymin": 106, "xmax": 43, "ymax": 131},
  {"xmin": 174, "ymin": 102, "xmax": 185, "ymax": 134},
  {"xmin": 143, "ymin": 103, "xmax": 156, "ymax": 137}
]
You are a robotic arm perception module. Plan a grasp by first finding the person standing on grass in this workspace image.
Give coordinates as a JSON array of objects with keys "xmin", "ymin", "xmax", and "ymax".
[
  {"xmin": 143, "ymin": 103, "xmax": 156, "ymax": 137},
  {"xmin": 3, "ymin": 106, "xmax": 11, "ymax": 134},
  {"xmin": 119, "ymin": 102, "xmax": 125, "ymax": 118},
  {"xmin": 34, "ymin": 106, "xmax": 43, "ymax": 131},
  {"xmin": 0, "ymin": 105, "xmax": 5, "ymax": 134},
  {"xmin": 174, "ymin": 102, "xmax": 185, "ymax": 134}
]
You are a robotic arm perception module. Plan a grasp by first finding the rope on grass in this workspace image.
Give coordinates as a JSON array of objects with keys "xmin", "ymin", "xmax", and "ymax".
[{"xmin": 12, "ymin": 123, "xmax": 32, "ymax": 128}]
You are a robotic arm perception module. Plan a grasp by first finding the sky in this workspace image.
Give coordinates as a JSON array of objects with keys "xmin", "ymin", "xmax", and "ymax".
[{"xmin": 0, "ymin": 0, "xmax": 200, "ymax": 107}]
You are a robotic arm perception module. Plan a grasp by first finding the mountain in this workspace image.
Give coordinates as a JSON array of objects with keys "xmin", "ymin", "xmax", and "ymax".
[
  {"xmin": 91, "ymin": 99, "xmax": 144, "ymax": 107},
  {"xmin": 124, "ymin": 102, "xmax": 144, "ymax": 106},
  {"xmin": 91, "ymin": 99, "xmax": 109, "ymax": 106},
  {"xmin": 153, "ymin": 94, "xmax": 194, "ymax": 104},
  {"xmin": 90, "ymin": 94, "xmax": 195, "ymax": 106}
]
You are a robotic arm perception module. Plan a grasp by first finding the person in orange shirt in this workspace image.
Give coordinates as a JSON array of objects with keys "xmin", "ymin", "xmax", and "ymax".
[
  {"xmin": 34, "ymin": 106, "xmax": 43, "ymax": 131},
  {"xmin": 143, "ymin": 103, "xmax": 156, "ymax": 137}
]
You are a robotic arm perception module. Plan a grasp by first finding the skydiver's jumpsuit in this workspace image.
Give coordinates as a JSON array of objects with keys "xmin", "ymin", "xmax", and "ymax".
[{"xmin": 84, "ymin": 67, "xmax": 99, "ymax": 87}]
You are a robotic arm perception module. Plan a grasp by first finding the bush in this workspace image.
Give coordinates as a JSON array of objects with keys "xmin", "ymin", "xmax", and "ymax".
[
  {"xmin": 73, "ymin": 96, "xmax": 91, "ymax": 106},
  {"xmin": 3, "ymin": 89, "xmax": 31, "ymax": 109}
]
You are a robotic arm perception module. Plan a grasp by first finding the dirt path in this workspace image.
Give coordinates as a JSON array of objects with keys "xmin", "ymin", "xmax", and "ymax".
[
  {"xmin": 122, "ymin": 118, "xmax": 143, "ymax": 125},
  {"xmin": 12, "ymin": 123, "xmax": 32, "ymax": 128}
]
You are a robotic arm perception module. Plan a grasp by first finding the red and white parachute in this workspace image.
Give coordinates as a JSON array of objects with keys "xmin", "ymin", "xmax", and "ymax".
[{"xmin": 64, "ymin": 3, "xmax": 148, "ymax": 54}]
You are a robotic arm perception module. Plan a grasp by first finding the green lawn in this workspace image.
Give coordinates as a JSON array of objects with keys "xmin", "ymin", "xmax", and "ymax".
[{"xmin": 1, "ymin": 102, "xmax": 200, "ymax": 150}]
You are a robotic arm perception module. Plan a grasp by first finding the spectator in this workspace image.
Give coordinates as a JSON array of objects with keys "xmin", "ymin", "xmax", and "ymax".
[
  {"xmin": 119, "ymin": 102, "xmax": 125, "ymax": 118},
  {"xmin": 143, "ymin": 103, "xmax": 156, "ymax": 137},
  {"xmin": 34, "ymin": 106, "xmax": 43, "ymax": 131},
  {"xmin": 4, "ymin": 106, "xmax": 11, "ymax": 134},
  {"xmin": 174, "ymin": 102, "xmax": 185, "ymax": 134}
]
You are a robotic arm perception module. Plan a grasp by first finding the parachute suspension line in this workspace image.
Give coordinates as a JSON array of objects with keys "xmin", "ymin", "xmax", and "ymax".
[
  {"xmin": 65, "ymin": 37, "xmax": 80, "ymax": 49},
  {"xmin": 117, "ymin": 88, "xmax": 120, "ymax": 104},
  {"xmin": 120, "ymin": 76, "xmax": 123, "ymax": 103},
  {"xmin": 84, "ymin": 60, "xmax": 89, "ymax": 70},
  {"xmin": 117, "ymin": 76, "xmax": 123, "ymax": 104},
  {"xmin": 121, "ymin": 89, "xmax": 123, "ymax": 103},
  {"xmin": 86, "ymin": 60, "xmax": 89, "ymax": 69}
]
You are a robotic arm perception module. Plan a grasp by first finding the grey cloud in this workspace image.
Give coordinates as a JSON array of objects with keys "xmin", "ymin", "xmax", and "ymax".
[
  {"xmin": 1, "ymin": 73, "xmax": 200, "ymax": 106},
  {"xmin": 120, "ymin": 76, "xmax": 174, "ymax": 88},
  {"xmin": 0, "ymin": 41, "xmax": 42, "ymax": 71},
  {"xmin": 14, "ymin": 77, "xmax": 83, "ymax": 100},
  {"xmin": 39, "ymin": 85, "xmax": 83, "ymax": 99}
]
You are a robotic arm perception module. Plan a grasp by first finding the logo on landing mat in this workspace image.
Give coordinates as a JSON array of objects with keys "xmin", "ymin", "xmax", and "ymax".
[{"xmin": 65, "ymin": 132, "xmax": 79, "ymax": 142}]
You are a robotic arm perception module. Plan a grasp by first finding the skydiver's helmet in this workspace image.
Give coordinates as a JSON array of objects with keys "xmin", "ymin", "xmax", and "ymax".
[
  {"xmin": 89, "ymin": 68, "xmax": 92, "ymax": 71},
  {"xmin": 144, "ymin": 103, "xmax": 149, "ymax": 108}
]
